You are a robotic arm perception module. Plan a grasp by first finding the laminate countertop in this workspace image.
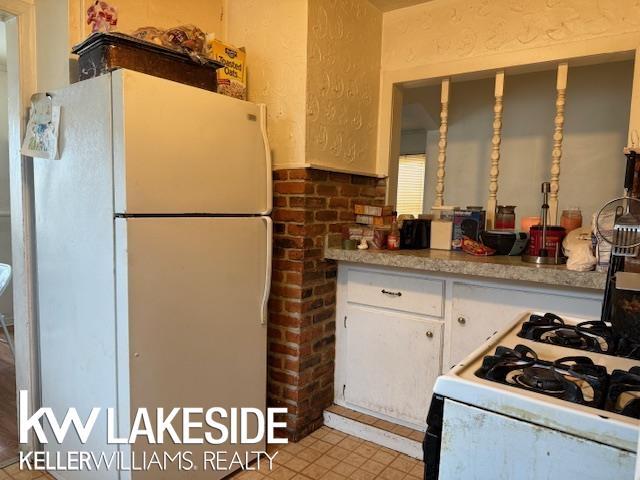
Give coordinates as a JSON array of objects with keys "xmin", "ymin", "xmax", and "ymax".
[{"xmin": 325, "ymin": 245, "xmax": 606, "ymax": 291}]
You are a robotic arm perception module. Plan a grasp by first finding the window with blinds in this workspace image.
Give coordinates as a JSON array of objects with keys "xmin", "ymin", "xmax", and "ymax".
[{"xmin": 396, "ymin": 154, "xmax": 426, "ymax": 217}]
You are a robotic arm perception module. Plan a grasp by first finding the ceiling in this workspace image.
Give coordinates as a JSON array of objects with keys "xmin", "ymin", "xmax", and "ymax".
[{"xmin": 368, "ymin": 0, "xmax": 433, "ymax": 12}]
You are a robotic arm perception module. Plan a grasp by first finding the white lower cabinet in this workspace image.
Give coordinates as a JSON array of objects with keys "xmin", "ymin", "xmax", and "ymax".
[
  {"xmin": 334, "ymin": 263, "xmax": 603, "ymax": 431},
  {"xmin": 343, "ymin": 304, "xmax": 443, "ymax": 427},
  {"xmin": 446, "ymin": 282, "xmax": 603, "ymax": 369}
]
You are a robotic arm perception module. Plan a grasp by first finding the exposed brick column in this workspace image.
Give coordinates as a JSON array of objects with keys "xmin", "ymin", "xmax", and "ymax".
[{"xmin": 268, "ymin": 168, "xmax": 386, "ymax": 440}]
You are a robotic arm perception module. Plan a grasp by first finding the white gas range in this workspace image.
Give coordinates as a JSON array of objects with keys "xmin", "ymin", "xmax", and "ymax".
[{"xmin": 424, "ymin": 312, "xmax": 640, "ymax": 480}]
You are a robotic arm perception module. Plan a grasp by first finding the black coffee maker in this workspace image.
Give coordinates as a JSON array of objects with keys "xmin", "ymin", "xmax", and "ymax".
[{"xmin": 400, "ymin": 219, "xmax": 431, "ymax": 249}]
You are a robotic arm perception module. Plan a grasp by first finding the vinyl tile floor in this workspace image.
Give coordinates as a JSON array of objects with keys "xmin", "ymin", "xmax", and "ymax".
[
  {"xmin": 233, "ymin": 426, "xmax": 424, "ymax": 479},
  {"xmin": 0, "ymin": 463, "xmax": 54, "ymax": 479},
  {"xmin": 0, "ymin": 428, "xmax": 421, "ymax": 480}
]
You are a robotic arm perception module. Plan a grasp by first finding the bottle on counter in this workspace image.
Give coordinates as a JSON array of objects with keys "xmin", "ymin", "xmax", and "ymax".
[
  {"xmin": 560, "ymin": 207, "xmax": 582, "ymax": 233},
  {"xmin": 387, "ymin": 212, "xmax": 400, "ymax": 250}
]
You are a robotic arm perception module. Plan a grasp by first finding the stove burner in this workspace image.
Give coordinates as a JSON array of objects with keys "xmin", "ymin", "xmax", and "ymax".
[
  {"xmin": 515, "ymin": 367, "xmax": 566, "ymax": 394},
  {"xmin": 518, "ymin": 313, "xmax": 640, "ymax": 359},
  {"xmin": 607, "ymin": 366, "xmax": 640, "ymax": 418},
  {"xmin": 549, "ymin": 328, "xmax": 587, "ymax": 348},
  {"xmin": 476, "ymin": 344, "xmax": 639, "ymax": 420},
  {"xmin": 476, "ymin": 345, "xmax": 606, "ymax": 406}
]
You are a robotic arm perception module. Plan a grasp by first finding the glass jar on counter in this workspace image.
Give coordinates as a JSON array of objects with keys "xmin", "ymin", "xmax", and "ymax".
[
  {"xmin": 560, "ymin": 207, "xmax": 582, "ymax": 233},
  {"xmin": 495, "ymin": 205, "xmax": 516, "ymax": 230}
]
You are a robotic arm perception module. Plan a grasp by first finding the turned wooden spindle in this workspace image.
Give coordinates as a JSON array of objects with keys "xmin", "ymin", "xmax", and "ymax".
[
  {"xmin": 486, "ymin": 71, "xmax": 505, "ymax": 230},
  {"xmin": 434, "ymin": 78, "xmax": 450, "ymax": 207},
  {"xmin": 549, "ymin": 63, "xmax": 568, "ymax": 225}
]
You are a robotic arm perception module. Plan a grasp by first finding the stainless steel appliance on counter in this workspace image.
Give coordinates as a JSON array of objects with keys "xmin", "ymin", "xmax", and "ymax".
[{"xmin": 424, "ymin": 312, "xmax": 639, "ymax": 480}]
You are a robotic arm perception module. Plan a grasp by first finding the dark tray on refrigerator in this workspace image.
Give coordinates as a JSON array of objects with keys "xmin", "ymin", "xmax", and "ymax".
[{"xmin": 71, "ymin": 32, "xmax": 224, "ymax": 92}]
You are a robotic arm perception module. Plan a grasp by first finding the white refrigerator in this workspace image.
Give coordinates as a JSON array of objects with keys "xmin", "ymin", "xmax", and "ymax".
[{"xmin": 33, "ymin": 70, "xmax": 272, "ymax": 479}]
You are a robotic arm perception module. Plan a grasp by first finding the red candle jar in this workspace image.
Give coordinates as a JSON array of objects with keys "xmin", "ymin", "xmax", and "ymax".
[{"xmin": 495, "ymin": 205, "xmax": 516, "ymax": 230}]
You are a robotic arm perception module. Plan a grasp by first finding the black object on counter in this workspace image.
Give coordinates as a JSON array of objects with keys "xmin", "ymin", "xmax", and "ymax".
[
  {"xmin": 72, "ymin": 32, "xmax": 224, "ymax": 92},
  {"xmin": 480, "ymin": 230, "xmax": 529, "ymax": 256},
  {"xmin": 400, "ymin": 219, "xmax": 431, "ymax": 249}
]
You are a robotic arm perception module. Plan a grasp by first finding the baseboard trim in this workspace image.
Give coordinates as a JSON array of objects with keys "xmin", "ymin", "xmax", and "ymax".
[{"xmin": 323, "ymin": 410, "xmax": 423, "ymax": 459}]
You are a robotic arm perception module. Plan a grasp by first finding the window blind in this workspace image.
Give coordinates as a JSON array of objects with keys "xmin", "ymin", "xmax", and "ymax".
[{"xmin": 396, "ymin": 154, "xmax": 426, "ymax": 217}]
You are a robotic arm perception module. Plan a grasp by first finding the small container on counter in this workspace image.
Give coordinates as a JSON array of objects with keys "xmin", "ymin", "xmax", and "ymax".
[
  {"xmin": 526, "ymin": 225, "xmax": 566, "ymax": 261},
  {"xmin": 560, "ymin": 207, "xmax": 583, "ymax": 233},
  {"xmin": 430, "ymin": 206, "xmax": 457, "ymax": 250},
  {"xmin": 495, "ymin": 205, "xmax": 516, "ymax": 229},
  {"xmin": 342, "ymin": 239, "xmax": 357, "ymax": 250}
]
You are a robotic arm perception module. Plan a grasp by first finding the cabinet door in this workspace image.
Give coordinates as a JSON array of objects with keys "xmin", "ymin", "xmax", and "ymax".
[
  {"xmin": 344, "ymin": 305, "xmax": 443, "ymax": 427},
  {"xmin": 448, "ymin": 282, "xmax": 602, "ymax": 368}
]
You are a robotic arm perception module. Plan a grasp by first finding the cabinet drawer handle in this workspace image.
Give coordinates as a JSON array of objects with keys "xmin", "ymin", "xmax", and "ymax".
[
  {"xmin": 457, "ymin": 317, "xmax": 466, "ymax": 325},
  {"xmin": 381, "ymin": 289, "xmax": 402, "ymax": 297},
  {"xmin": 425, "ymin": 330, "xmax": 434, "ymax": 338}
]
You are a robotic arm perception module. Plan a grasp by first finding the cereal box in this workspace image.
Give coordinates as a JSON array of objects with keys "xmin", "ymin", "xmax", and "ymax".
[{"xmin": 207, "ymin": 38, "xmax": 246, "ymax": 100}]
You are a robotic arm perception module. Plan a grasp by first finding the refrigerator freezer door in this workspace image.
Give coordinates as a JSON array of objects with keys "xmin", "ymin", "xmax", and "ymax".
[
  {"xmin": 112, "ymin": 69, "xmax": 272, "ymax": 215},
  {"xmin": 34, "ymin": 74, "xmax": 120, "ymax": 480},
  {"xmin": 115, "ymin": 216, "xmax": 270, "ymax": 480}
]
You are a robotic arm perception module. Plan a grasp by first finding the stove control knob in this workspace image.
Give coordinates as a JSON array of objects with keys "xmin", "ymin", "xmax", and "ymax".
[
  {"xmin": 425, "ymin": 330, "xmax": 433, "ymax": 338},
  {"xmin": 457, "ymin": 316, "xmax": 466, "ymax": 325}
]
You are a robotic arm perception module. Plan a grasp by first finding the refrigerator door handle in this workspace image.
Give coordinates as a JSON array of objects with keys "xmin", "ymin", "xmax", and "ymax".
[
  {"xmin": 259, "ymin": 104, "xmax": 273, "ymax": 215},
  {"xmin": 260, "ymin": 216, "xmax": 273, "ymax": 325}
]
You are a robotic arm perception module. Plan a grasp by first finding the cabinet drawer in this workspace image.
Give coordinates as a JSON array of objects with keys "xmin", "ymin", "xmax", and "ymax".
[{"xmin": 347, "ymin": 269, "xmax": 444, "ymax": 317}]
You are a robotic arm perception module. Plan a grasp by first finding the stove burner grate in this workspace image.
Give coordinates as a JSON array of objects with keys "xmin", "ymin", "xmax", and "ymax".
[
  {"xmin": 476, "ymin": 345, "xmax": 607, "ymax": 407},
  {"xmin": 606, "ymin": 366, "xmax": 640, "ymax": 418},
  {"xmin": 517, "ymin": 313, "xmax": 640, "ymax": 359},
  {"xmin": 514, "ymin": 367, "xmax": 567, "ymax": 395}
]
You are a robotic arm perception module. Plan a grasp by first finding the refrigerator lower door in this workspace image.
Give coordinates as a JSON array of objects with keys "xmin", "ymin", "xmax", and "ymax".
[
  {"xmin": 115, "ymin": 216, "xmax": 271, "ymax": 480},
  {"xmin": 112, "ymin": 70, "xmax": 272, "ymax": 216}
]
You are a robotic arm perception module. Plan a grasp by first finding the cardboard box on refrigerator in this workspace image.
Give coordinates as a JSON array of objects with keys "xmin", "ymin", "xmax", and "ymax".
[{"xmin": 207, "ymin": 38, "xmax": 247, "ymax": 100}]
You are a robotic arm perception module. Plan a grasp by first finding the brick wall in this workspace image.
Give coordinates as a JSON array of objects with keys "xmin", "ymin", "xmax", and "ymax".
[{"xmin": 268, "ymin": 168, "xmax": 386, "ymax": 440}]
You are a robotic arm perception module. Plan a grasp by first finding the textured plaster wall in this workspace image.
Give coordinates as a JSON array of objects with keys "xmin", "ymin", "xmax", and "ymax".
[
  {"xmin": 69, "ymin": 0, "xmax": 225, "ymax": 45},
  {"xmin": 68, "ymin": 1, "xmax": 381, "ymax": 174},
  {"xmin": 382, "ymin": 0, "xmax": 640, "ymax": 72},
  {"xmin": 306, "ymin": 0, "xmax": 382, "ymax": 173},
  {"xmin": 36, "ymin": 0, "xmax": 70, "ymax": 90},
  {"xmin": 227, "ymin": 0, "xmax": 309, "ymax": 169}
]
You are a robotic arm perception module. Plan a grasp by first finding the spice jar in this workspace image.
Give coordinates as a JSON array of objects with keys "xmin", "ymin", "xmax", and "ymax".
[
  {"xmin": 495, "ymin": 205, "xmax": 516, "ymax": 230},
  {"xmin": 560, "ymin": 207, "xmax": 582, "ymax": 233}
]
